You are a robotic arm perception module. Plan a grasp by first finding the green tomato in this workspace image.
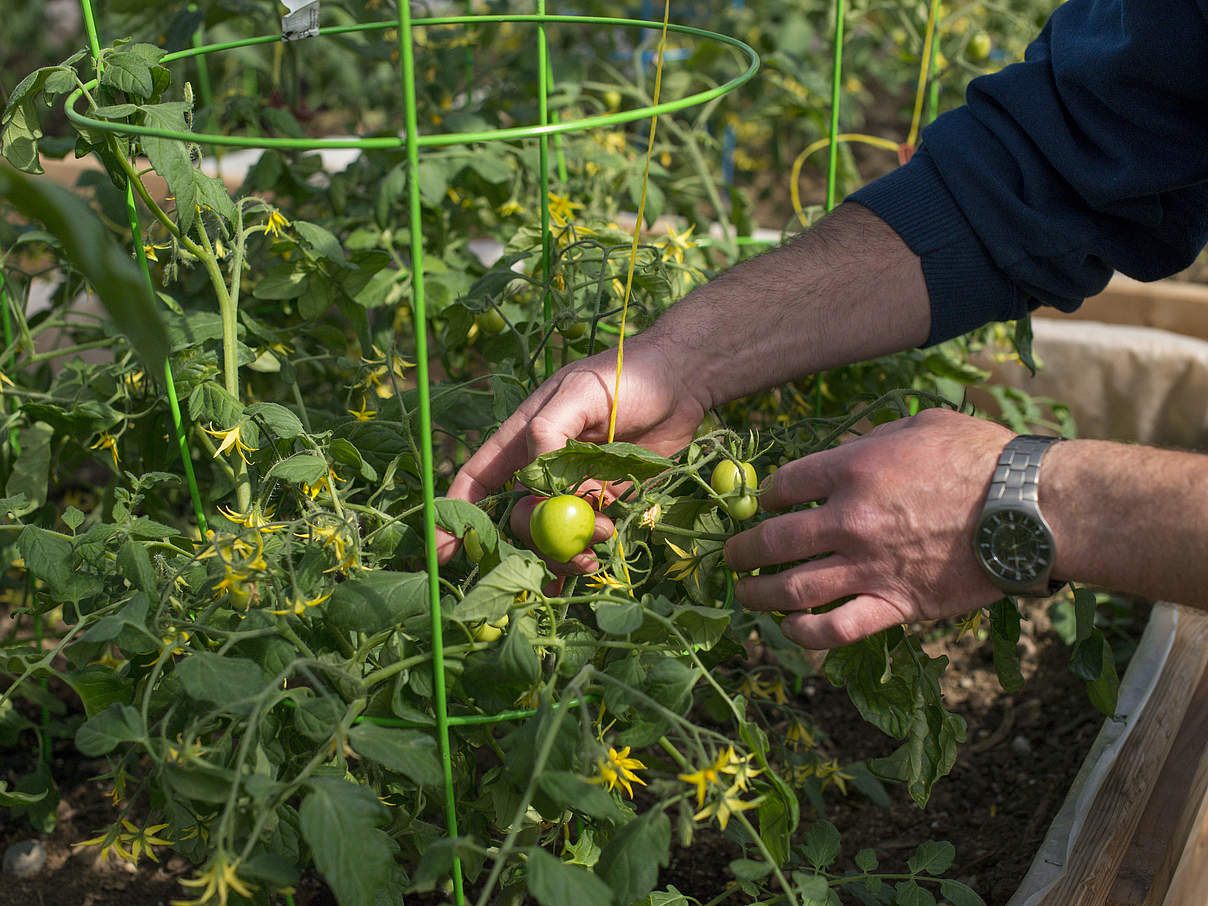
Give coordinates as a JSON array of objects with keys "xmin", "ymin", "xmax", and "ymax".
[
  {"xmin": 463, "ymin": 528, "xmax": 486, "ymax": 564},
  {"xmin": 967, "ymin": 31, "xmax": 992, "ymax": 63},
  {"xmin": 471, "ymin": 613, "xmax": 508, "ymax": 642},
  {"xmin": 725, "ymin": 494, "xmax": 759, "ymax": 521},
  {"xmin": 710, "ymin": 460, "xmax": 759, "ymax": 520},
  {"xmin": 710, "ymin": 460, "xmax": 757, "ymax": 495},
  {"xmin": 476, "ymin": 308, "xmax": 507, "ymax": 335},
  {"xmin": 603, "ymin": 89, "xmax": 623, "ymax": 110},
  {"xmin": 529, "ymin": 495, "xmax": 596, "ymax": 563},
  {"xmin": 559, "ymin": 319, "xmax": 587, "ymax": 340}
]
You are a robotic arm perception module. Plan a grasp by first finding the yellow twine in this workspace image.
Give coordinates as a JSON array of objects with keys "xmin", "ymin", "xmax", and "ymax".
[{"xmin": 606, "ymin": 0, "xmax": 672, "ymax": 447}]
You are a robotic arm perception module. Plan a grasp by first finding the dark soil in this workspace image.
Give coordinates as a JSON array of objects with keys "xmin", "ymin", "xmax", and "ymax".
[{"xmin": 2, "ymin": 599, "xmax": 1133, "ymax": 906}]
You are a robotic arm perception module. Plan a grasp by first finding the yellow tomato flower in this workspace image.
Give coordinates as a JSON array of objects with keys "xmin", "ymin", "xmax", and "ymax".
[
  {"xmin": 263, "ymin": 210, "xmax": 290, "ymax": 239},
  {"xmin": 547, "ymin": 191, "xmax": 585, "ymax": 227},
  {"xmin": 90, "ymin": 431, "xmax": 121, "ymax": 469},
  {"xmin": 173, "ymin": 852, "xmax": 257, "ymax": 906},
  {"xmin": 664, "ymin": 540, "xmax": 702, "ymax": 582},
  {"xmin": 693, "ymin": 782, "xmax": 763, "ymax": 831},
  {"xmin": 75, "ymin": 820, "xmax": 173, "ymax": 866},
  {"xmin": 271, "ymin": 589, "xmax": 333, "ymax": 617},
  {"xmin": 592, "ymin": 746, "xmax": 647, "ymax": 799},
  {"xmin": 203, "ymin": 423, "xmax": 256, "ymax": 464}
]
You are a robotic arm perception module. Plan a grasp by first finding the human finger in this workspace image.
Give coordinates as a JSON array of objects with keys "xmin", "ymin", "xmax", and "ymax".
[
  {"xmin": 732, "ymin": 554, "xmax": 857, "ymax": 613},
  {"xmin": 757, "ymin": 447, "xmax": 843, "ymax": 511},
  {"xmin": 778, "ymin": 594, "xmax": 909, "ymax": 649},
  {"xmin": 724, "ymin": 506, "xmax": 840, "ymax": 572}
]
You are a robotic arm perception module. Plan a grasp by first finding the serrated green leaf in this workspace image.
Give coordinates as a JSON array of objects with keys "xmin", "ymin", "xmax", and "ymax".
[
  {"xmin": 266, "ymin": 452, "xmax": 328, "ymax": 484},
  {"xmin": 536, "ymin": 771, "xmax": 622, "ymax": 822},
  {"xmin": 177, "ymin": 651, "xmax": 267, "ymax": 707},
  {"xmin": 938, "ymin": 878, "xmax": 986, "ymax": 906},
  {"xmin": 907, "ymin": 840, "xmax": 955, "ymax": 875},
  {"xmin": 75, "ymin": 703, "xmax": 144, "ymax": 756},
  {"xmin": 802, "ymin": 819, "xmax": 840, "ymax": 870},
  {"xmin": 894, "ymin": 879, "xmax": 936, "ymax": 906},
  {"xmin": 854, "ymin": 848, "xmax": 878, "ymax": 872},
  {"xmin": 517, "ymin": 440, "xmax": 672, "ymax": 496},
  {"xmin": 66, "ymin": 664, "xmax": 133, "ymax": 718},
  {"xmin": 2, "ymin": 97, "xmax": 44, "ymax": 173},
  {"xmin": 347, "ymin": 723, "xmax": 443, "ymax": 787},
  {"xmin": 5, "ymin": 421, "xmax": 52, "ymax": 513},
  {"xmin": 326, "ymin": 571, "xmax": 428, "ymax": 633},
  {"xmin": 456, "ymin": 554, "xmax": 549, "ymax": 622},
  {"xmin": 596, "ymin": 600, "xmax": 643, "ymax": 635},
  {"xmin": 101, "ymin": 51, "xmax": 155, "ymax": 98},
  {"xmin": 526, "ymin": 848, "xmax": 613, "ymax": 906},
  {"xmin": 294, "ymin": 219, "xmax": 345, "ymax": 262},
  {"xmin": 138, "ymin": 103, "xmax": 196, "ymax": 233},
  {"xmin": 595, "ymin": 810, "xmax": 670, "ymax": 906},
  {"xmin": 299, "ymin": 776, "xmax": 397, "ymax": 906},
  {"xmin": 246, "ymin": 402, "xmax": 304, "ymax": 439},
  {"xmin": 642, "ymin": 658, "xmax": 698, "ymax": 715}
]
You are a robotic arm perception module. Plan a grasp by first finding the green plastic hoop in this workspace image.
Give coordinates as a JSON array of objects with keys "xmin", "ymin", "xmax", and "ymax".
[{"xmin": 64, "ymin": 15, "xmax": 759, "ymax": 150}]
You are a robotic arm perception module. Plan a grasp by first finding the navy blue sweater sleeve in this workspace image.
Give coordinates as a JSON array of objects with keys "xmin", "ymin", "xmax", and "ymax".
[{"xmin": 849, "ymin": 0, "xmax": 1208, "ymax": 345}]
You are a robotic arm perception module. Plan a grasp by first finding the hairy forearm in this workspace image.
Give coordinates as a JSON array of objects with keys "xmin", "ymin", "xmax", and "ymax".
[
  {"xmin": 641, "ymin": 202, "xmax": 931, "ymax": 409},
  {"xmin": 1045, "ymin": 440, "xmax": 1208, "ymax": 607}
]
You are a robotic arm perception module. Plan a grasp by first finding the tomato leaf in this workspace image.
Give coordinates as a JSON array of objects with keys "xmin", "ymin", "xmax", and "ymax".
[
  {"xmin": 456, "ymin": 553, "xmax": 549, "ymax": 622},
  {"xmin": 526, "ymin": 847, "xmax": 614, "ymax": 906},
  {"xmin": 802, "ymin": 819, "xmax": 840, "ymax": 870},
  {"xmin": 907, "ymin": 840, "xmax": 955, "ymax": 875},
  {"xmin": 75, "ymin": 703, "xmax": 145, "ymax": 756},
  {"xmin": 326, "ymin": 571, "xmax": 428, "ymax": 633},
  {"xmin": 516, "ymin": 440, "xmax": 672, "ymax": 496},
  {"xmin": 347, "ymin": 723, "xmax": 444, "ymax": 787},
  {"xmin": 299, "ymin": 776, "xmax": 398, "ymax": 906},
  {"xmin": 595, "ymin": 810, "xmax": 670, "ymax": 906}
]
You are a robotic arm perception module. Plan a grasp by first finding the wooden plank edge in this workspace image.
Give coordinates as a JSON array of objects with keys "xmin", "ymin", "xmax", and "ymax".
[{"xmin": 1006, "ymin": 605, "xmax": 1191, "ymax": 905}]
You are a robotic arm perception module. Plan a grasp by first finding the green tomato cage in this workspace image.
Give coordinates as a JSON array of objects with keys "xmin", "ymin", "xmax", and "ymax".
[{"xmin": 62, "ymin": 3, "xmax": 759, "ymax": 901}]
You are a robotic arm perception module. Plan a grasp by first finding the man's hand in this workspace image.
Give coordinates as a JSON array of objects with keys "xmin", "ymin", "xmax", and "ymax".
[
  {"xmin": 725, "ymin": 409, "xmax": 1010, "ymax": 649},
  {"xmin": 436, "ymin": 336, "xmax": 709, "ymax": 565}
]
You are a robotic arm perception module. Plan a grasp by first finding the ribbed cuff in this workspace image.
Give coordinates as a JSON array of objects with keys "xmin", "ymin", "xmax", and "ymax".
[{"xmin": 848, "ymin": 151, "xmax": 1025, "ymax": 346}]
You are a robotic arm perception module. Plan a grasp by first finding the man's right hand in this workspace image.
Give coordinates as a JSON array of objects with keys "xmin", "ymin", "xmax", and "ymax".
[{"xmin": 435, "ymin": 336, "xmax": 710, "ymax": 565}]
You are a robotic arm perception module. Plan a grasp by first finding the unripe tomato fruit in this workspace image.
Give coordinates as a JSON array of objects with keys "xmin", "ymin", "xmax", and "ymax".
[
  {"xmin": 559, "ymin": 319, "xmax": 587, "ymax": 340},
  {"xmin": 476, "ymin": 308, "xmax": 507, "ymax": 335},
  {"xmin": 463, "ymin": 528, "xmax": 486, "ymax": 564},
  {"xmin": 471, "ymin": 613, "xmax": 509, "ymax": 643},
  {"xmin": 967, "ymin": 31, "xmax": 992, "ymax": 62},
  {"xmin": 603, "ymin": 89, "xmax": 623, "ymax": 110},
  {"xmin": 710, "ymin": 460, "xmax": 757, "ymax": 495},
  {"xmin": 710, "ymin": 460, "xmax": 759, "ymax": 520},
  {"xmin": 725, "ymin": 494, "xmax": 759, "ymax": 520},
  {"xmin": 529, "ymin": 495, "xmax": 596, "ymax": 563}
]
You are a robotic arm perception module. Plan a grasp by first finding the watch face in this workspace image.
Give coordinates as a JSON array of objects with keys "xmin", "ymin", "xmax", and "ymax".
[{"xmin": 975, "ymin": 510, "xmax": 1054, "ymax": 587}]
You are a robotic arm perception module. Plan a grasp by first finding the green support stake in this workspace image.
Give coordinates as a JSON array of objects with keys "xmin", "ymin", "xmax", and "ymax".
[
  {"xmin": 826, "ymin": 0, "xmax": 848, "ymax": 212},
  {"xmin": 397, "ymin": 6, "xmax": 465, "ymax": 904}
]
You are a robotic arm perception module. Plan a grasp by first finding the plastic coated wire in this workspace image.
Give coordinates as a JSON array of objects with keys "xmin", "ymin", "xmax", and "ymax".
[
  {"xmin": 395, "ymin": 2, "xmax": 465, "ymax": 901},
  {"xmin": 790, "ymin": 0, "xmax": 944, "ymax": 225},
  {"xmin": 63, "ymin": 16, "xmax": 758, "ymax": 152},
  {"xmin": 77, "ymin": 0, "xmax": 208, "ymax": 535}
]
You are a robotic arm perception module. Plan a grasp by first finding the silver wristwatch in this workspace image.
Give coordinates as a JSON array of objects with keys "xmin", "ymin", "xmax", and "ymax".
[{"xmin": 972, "ymin": 434, "xmax": 1066, "ymax": 597}]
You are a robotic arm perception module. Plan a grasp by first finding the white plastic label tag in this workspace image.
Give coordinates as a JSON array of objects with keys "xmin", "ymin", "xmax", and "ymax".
[{"xmin": 281, "ymin": 0, "xmax": 319, "ymax": 41}]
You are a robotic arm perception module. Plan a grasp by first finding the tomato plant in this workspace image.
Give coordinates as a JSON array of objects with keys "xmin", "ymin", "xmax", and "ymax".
[{"xmin": 711, "ymin": 458, "xmax": 760, "ymax": 520}]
